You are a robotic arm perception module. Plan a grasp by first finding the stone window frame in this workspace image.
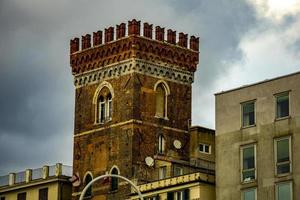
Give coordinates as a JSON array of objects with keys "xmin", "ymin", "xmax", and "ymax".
[
  {"xmin": 199, "ymin": 143, "xmax": 211, "ymax": 154},
  {"xmin": 83, "ymin": 171, "xmax": 93, "ymax": 197},
  {"xmin": 274, "ymin": 136, "xmax": 292, "ymax": 176},
  {"xmin": 240, "ymin": 143, "xmax": 257, "ymax": 183},
  {"xmin": 274, "ymin": 91, "xmax": 290, "ymax": 120},
  {"xmin": 240, "ymin": 100, "xmax": 256, "ymax": 128},
  {"xmin": 93, "ymin": 81, "xmax": 114, "ymax": 124},
  {"xmin": 154, "ymin": 80, "xmax": 170, "ymax": 120},
  {"xmin": 275, "ymin": 181, "xmax": 293, "ymax": 200},
  {"xmin": 241, "ymin": 187, "xmax": 257, "ymax": 200},
  {"xmin": 110, "ymin": 165, "xmax": 120, "ymax": 191}
]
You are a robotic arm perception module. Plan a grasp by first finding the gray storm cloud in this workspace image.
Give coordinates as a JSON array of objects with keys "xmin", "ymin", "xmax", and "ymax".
[{"xmin": 0, "ymin": 0, "xmax": 262, "ymax": 174}]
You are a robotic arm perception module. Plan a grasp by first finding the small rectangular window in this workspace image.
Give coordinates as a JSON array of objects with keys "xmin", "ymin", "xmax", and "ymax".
[
  {"xmin": 276, "ymin": 182, "xmax": 292, "ymax": 200},
  {"xmin": 158, "ymin": 166, "xmax": 167, "ymax": 180},
  {"xmin": 171, "ymin": 189, "xmax": 189, "ymax": 200},
  {"xmin": 199, "ymin": 143, "xmax": 211, "ymax": 154},
  {"xmin": 242, "ymin": 101, "xmax": 255, "ymax": 127},
  {"xmin": 17, "ymin": 192, "xmax": 26, "ymax": 200},
  {"xmin": 241, "ymin": 145, "xmax": 256, "ymax": 182},
  {"xmin": 242, "ymin": 188, "xmax": 256, "ymax": 200},
  {"xmin": 275, "ymin": 137, "xmax": 291, "ymax": 175},
  {"xmin": 39, "ymin": 188, "xmax": 48, "ymax": 200},
  {"xmin": 276, "ymin": 93, "xmax": 289, "ymax": 119},
  {"xmin": 173, "ymin": 166, "xmax": 183, "ymax": 176}
]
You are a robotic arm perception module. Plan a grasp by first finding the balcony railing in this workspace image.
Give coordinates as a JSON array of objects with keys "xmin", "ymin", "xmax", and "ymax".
[{"xmin": 0, "ymin": 163, "xmax": 72, "ymax": 188}]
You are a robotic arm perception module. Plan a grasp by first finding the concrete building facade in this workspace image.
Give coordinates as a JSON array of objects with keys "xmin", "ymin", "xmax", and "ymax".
[
  {"xmin": 69, "ymin": 19, "xmax": 215, "ymax": 199},
  {"xmin": 215, "ymin": 72, "xmax": 300, "ymax": 200},
  {"xmin": 0, "ymin": 163, "xmax": 72, "ymax": 200}
]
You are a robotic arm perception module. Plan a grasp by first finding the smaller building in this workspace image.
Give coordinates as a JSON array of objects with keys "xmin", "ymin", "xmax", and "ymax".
[
  {"xmin": 129, "ymin": 126, "xmax": 216, "ymax": 200},
  {"xmin": 0, "ymin": 163, "xmax": 72, "ymax": 200}
]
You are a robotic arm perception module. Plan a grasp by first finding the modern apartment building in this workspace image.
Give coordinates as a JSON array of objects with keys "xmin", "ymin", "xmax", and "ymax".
[
  {"xmin": 215, "ymin": 71, "xmax": 300, "ymax": 200},
  {"xmin": 0, "ymin": 163, "xmax": 72, "ymax": 200}
]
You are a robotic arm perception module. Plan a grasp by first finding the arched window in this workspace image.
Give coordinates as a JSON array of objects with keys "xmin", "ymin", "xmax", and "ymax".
[
  {"xmin": 154, "ymin": 81, "xmax": 170, "ymax": 119},
  {"xmin": 84, "ymin": 173, "xmax": 93, "ymax": 197},
  {"xmin": 93, "ymin": 81, "xmax": 114, "ymax": 124},
  {"xmin": 111, "ymin": 167, "xmax": 119, "ymax": 191},
  {"xmin": 158, "ymin": 135, "xmax": 166, "ymax": 154},
  {"xmin": 96, "ymin": 90, "xmax": 113, "ymax": 123}
]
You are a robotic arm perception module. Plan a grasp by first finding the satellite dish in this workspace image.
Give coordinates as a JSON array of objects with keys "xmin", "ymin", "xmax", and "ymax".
[
  {"xmin": 69, "ymin": 172, "xmax": 81, "ymax": 187},
  {"xmin": 173, "ymin": 140, "xmax": 182, "ymax": 149},
  {"xmin": 145, "ymin": 156, "xmax": 154, "ymax": 167}
]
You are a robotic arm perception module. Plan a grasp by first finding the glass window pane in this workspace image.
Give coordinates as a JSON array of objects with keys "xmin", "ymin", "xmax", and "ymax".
[
  {"xmin": 277, "ymin": 163, "xmax": 290, "ymax": 174},
  {"xmin": 243, "ymin": 102, "xmax": 255, "ymax": 127},
  {"xmin": 277, "ymin": 139, "xmax": 289, "ymax": 162},
  {"xmin": 205, "ymin": 145, "xmax": 209, "ymax": 153},
  {"xmin": 278, "ymin": 183, "xmax": 291, "ymax": 200},
  {"xmin": 243, "ymin": 147, "xmax": 254, "ymax": 169},
  {"xmin": 243, "ymin": 189, "xmax": 256, "ymax": 200},
  {"xmin": 276, "ymin": 94, "xmax": 289, "ymax": 118},
  {"xmin": 243, "ymin": 170, "xmax": 255, "ymax": 181},
  {"xmin": 199, "ymin": 144, "xmax": 204, "ymax": 152},
  {"xmin": 159, "ymin": 167, "xmax": 167, "ymax": 179}
]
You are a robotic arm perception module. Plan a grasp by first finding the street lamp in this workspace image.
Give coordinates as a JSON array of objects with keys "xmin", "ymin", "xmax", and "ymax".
[{"xmin": 79, "ymin": 174, "xmax": 144, "ymax": 200}]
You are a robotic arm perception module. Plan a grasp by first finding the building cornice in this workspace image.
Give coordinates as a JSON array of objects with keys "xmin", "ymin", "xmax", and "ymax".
[{"xmin": 73, "ymin": 58, "xmax": 194, "ymax": 88}]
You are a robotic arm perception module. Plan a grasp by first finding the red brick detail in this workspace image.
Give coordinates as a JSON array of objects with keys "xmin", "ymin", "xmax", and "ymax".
[
  {"xmin": 190, "ymin": 36, "xmax": 199, "ymax": 51},
  {"xmin": 93, "ymin": 31, "xmax": 102, "ymax": 46},
  {"xmin": 70, "ymin": 36, "xmax": 199, "ymax": 74},
  {"xmin": 105, "ymin": 27, "xmax": 114, "ymax": 43},
  {"xmin": 128, "ymin": 19, "xmax": 140, "ymax": 36},
  {"xmin": 143, "ymin": 23, "xmax": 153, "ymax": 39},
  {"xmin": 81, "ymin": 34, "xmax": 91, "ymax": 50},
  {"xmin": 178, "ymin": 32, "xmax": 188, "ymax": 48},
  {"xmin": 70, "ymin": 38, "xmax": 79, "ymax": 54},
  {"xmin": 155, "ymin": 26, "xmax": 164, "ymax": 41},
  {"xmin": 167, "ymin": 29, "xmax": 176, "ymax": 44},
  {"xmin": 116, "ymin": 23, "xmax": 126, "ymax": 39}
]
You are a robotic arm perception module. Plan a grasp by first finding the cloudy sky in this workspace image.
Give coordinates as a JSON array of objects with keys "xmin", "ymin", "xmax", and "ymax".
[{"xmin": 0, "ymin": 0, "xmax": 299, "ymax": 175}]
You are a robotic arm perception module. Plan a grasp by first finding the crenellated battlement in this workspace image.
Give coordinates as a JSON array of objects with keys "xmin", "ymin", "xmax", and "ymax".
[{"xmin": 70, "ymin": 19, "xmax": 199, "ymax": 75}]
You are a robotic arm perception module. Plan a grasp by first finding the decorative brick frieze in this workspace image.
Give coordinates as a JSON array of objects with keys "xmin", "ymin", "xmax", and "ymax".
[
  {"xmin": 70, "ymin": 19, "xmax": 199, "ymax": 76},
  {"xmin": 73, "ymin": 58, "xmax": 194, "ymax": 87}
]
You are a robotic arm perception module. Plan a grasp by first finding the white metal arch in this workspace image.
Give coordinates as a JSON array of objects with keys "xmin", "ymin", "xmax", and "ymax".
[{"xmin": 79, "ymin": 174, "xmax": 144, "ymax": 200}]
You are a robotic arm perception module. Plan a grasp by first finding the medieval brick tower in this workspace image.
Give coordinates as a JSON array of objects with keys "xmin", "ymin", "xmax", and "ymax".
[{"xmin": 69, "ymin": 19, "xmax": 199, "ymax": 199}]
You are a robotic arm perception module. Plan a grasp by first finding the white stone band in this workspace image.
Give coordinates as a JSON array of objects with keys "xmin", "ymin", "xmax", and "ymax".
[{"xmin": 74, "ymin": 58, "xmax": 194, "ymax": 88}]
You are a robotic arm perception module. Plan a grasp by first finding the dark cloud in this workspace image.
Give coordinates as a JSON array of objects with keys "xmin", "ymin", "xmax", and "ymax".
[{"xmin": 0, "ymin": 0, "xmax": 258, "ymax": 174}]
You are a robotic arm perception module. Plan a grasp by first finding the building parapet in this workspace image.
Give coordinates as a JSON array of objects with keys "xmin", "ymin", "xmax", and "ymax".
[
  {"xmin": 0, "ymin": 163, "xmax": 72, "ymax": 188},
  {"xmin": 70, "ymin": 19, "xmax": 199, "ymax": 76},
  {"xmin": 132, "ymin": 172, "xmax": 214, "ymax": 194}
]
